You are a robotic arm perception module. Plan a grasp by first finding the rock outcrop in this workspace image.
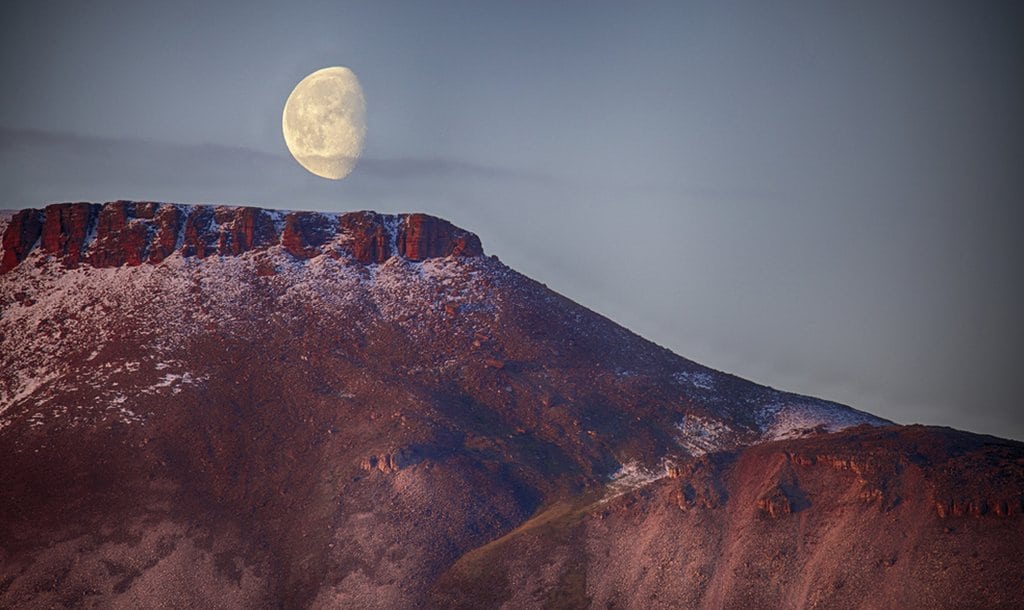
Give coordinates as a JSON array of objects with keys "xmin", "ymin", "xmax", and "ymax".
[
  {"xmin": 0, "ymin": 201, "xmax": 485, "ymax": 274},
  {"xmin": 360, "ymin": 448, "xmax": 421, "ymax": 474},
  {"xmin": 397, "ymin": 213, "xmax": 483, "ymax": 261},
  {"xmin": 666, "ymin": 457, "xmax": 727, "ymax": 511},
  {"xmin": 281, "ymin": 212, "xmax": 334, "ymax": 258},
  {"xmin": 40, "ymin": 202, "xmax": 100, "ymax": 268},
  {"xmin": 149, "ymin": 204, "xmax": 184, "ymax": 263},
  {"xmin": 88, "ymin": 201, "xmax": 157, "ymax": 267},
  {"xmin": 338, "ymin": 211, "xmax": 394, "ymax": 264},
  {"xmin": 214, "ymin": 206, "xmax": 279, "ymax": 256},
  {"xmin": 756, "ymin": 482, "xmax": 809, "ymax": 518},
  {"xmin": 0, "ymin": 209, "xmax": 44, "ymax": 273}
]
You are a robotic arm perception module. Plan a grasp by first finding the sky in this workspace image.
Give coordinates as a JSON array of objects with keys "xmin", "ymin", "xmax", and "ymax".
[{"xmin": 1, "ymin": 0, "xmax": 1022, "ymax": 439}]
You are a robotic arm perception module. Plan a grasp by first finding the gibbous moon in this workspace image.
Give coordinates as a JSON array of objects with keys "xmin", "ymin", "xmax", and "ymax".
[{"xmin": 282, "ymin": 66, "xmax": 366, "ymax": 180}]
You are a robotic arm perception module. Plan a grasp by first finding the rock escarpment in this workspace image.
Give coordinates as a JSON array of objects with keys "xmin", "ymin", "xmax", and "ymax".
[
  {"xmin": 0, "ymin": 201, "xmax": 484, "ymax": 273},
  {"xmin": 432, "ymin": 425, "xmax": 1024, "ymax": 609},
  {"xmin": 0, "ymin": 208, "xmax": 44, "ymax": 272}
]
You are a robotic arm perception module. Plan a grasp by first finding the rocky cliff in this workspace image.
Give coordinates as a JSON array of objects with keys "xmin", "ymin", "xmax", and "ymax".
[{"xmin": 0, "ymin": 201, "xmax": 483, "ymax": 273}]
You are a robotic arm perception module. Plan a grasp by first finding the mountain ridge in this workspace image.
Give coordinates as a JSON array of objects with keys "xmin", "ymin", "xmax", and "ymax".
[
  {"xmin": 1, "ymin": 201, "xmax": 483, "ymax": 274},
  {"xmin": 1, "ymin": 200, "xmax": 1020, "ymax": 608},
  {"xmin": 0, "ymin": 201, "xmax": 888, "ymax": 449}
]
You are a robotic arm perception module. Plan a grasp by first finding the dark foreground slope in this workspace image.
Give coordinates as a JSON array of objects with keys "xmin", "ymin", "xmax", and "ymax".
[{"xmin": 0, "ymin": 202, "xmax": 1020, "ymax": 608}]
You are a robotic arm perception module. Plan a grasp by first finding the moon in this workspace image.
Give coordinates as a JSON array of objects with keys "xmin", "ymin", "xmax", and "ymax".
[{"xmin": 282, "ymin": 66, "xmax": 366, "ymax": 180}]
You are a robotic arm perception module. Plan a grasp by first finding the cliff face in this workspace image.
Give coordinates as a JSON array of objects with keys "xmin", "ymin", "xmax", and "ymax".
[
  {"xmin": 0, "ymin": 208, "xmax": 43, "ymax": 272},
  {"xmin": 0, "ymin": 201, "xmax": 483, "ymax": 273}
]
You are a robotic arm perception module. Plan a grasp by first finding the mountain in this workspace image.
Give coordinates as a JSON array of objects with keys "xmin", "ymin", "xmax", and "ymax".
[{"xmin": 0, "ymin": 201, "xmax": 1021, "ymax": 608}]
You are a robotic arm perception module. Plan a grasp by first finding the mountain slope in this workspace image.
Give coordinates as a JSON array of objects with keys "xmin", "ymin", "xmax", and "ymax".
[
  {"xmin": 0, "ymin": 201, "xmax": 1019, "ymax": 608},
  {"xmin": 432, "ymin": 425, "xmax": 1024, "ymax": 608}
]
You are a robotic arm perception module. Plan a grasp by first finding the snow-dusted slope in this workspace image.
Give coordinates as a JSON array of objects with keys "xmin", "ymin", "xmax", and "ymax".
[
  {"xmin": 1, "ymin": 201, "xmax": 887, "ymax": 457},
  {"xmin": 0, "ymin": 252, "xmax": 499, "ymax": 427}
]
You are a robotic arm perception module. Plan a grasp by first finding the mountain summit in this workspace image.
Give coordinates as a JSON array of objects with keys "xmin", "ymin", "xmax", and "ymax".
[
  {"xmin": 1, "ymin": 201, "xmax": 482, "ymax": 273},
  {"xmin": 1, "ymin": 202, "xmax": 1021, "ymax": 608}
]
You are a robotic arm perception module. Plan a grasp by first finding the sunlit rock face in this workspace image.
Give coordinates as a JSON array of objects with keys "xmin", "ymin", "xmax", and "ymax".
[
  {"xmin": 0, "ymin": 208, "xmax": 43, "ymax": 273},
  {"xmin": 0, "ymin": 201, "xmax": 484, "ymax": 274},
  {"xmin": 1, "ymin": 201, "xmax": 1020, "ymax": 608},
  {"xmin": 397, "ymin": 213, "xmax": 483, "ymax": 261}
]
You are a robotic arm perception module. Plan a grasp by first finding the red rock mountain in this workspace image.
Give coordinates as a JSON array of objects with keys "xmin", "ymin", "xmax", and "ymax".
[
  {"xmin": 0, "ymin": 202, "xmax": 1021, "ymax": 608},
  {"xmin": 1, "ymin": 201, "xmax": 481, "ymax": 272}
]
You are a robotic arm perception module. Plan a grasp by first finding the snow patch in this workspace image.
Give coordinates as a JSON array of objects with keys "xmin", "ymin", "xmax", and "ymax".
[
  {"xmin": 147, "ymin": 372, "xmax": 206, "ymax": 395},
  {"xmin": 2, "ymin": 369, "xmax": 65, "ymax": 416},
  {"xmin": 757, "ymin": 400, "xmax": 886, "ymax": 441},
  {"xmin": 602, "ymin": 460, "xmax": 670, "ymax": 502},
  {"xmin": 675, "ymin": 415, "xmax": 735, "ymax": 456},
  {"xmin": 673, "ymin": 370, "xmax": 715, "ymax": 391}
]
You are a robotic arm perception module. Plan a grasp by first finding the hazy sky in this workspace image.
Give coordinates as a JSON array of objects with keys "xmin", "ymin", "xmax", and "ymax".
[{"xmin": 2, "ymin": 1, "xmax": 1022, "ymax": 439}]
